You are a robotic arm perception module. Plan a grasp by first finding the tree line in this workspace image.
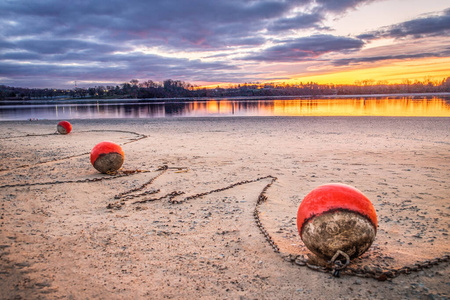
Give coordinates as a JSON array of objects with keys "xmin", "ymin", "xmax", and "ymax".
[{"xmin": 1, "ymin": 77, "xmax": 449, "ymax": 100}]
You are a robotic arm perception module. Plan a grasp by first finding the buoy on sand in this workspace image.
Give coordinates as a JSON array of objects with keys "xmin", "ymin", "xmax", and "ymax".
[
  {"xmin": 57, "ymin": 121, "xmax": 72, "ymax": 134},
  {"xmin": 90, "ymin": 141, "xmax": 124, "ymax": 174},
  {"xmin": 297, "ymin": 183, "xmax": 377, "ymax": 261}
]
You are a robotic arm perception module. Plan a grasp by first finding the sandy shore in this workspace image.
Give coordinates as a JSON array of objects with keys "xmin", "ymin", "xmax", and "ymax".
[{"xmin": 0, "ymin": 116, "xmax": 449, "ymax": 299}]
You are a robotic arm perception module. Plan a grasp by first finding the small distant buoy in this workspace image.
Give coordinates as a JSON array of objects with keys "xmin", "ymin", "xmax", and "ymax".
[
  {"xmin": 297, "ymin": 184, "xmax": 377, "ymax": 261},
  {"xmin": 90, "ymin": 141, "xmax": 124, "ymax": 174},
  {"xmin": 57, "ymin": 121, "xmax": 72, "ymax": 134}
]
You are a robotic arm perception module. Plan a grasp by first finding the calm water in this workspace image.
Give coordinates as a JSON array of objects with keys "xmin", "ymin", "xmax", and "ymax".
[{"xmin": 1, "ymin": 96, "xmax": 450, "ymax": 120}]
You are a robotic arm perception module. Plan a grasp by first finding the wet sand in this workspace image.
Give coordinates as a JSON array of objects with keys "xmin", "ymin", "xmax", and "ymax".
[{"xmin": 0, "ymin": 116, "xmax": 449, "ymax": 299}]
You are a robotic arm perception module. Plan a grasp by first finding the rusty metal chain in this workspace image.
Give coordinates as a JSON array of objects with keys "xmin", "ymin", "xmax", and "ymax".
[
  {"xmin": 0, "ymin": 169, "xmax": 151, "ymax": 189},
  {"xmin": 0, "ymin": 132, "xmax": 59, "ymax": 140},
  {"xmin": 0, "ymin": 130, "xmax": 147, "ymax": 172},
  {"xmin": 109, "ymin": 172, "xmax": 276, "ymax": 206},
  {"xmin": 113, "ymin": 165, "xmax": 169, "ymax": 200},
  {"xmin": 2, "ymin": 132, "xmax": 448, "ymax": 282},
  {"xmin": 82, "ymin": 130, "xmax": 147, "ymax": 146},
  {"xmin": 330, "ymin": 250, "xmax": 351, "ymax": 277},
  {"xmin": 0, "ymin": 129, "xmax": 146, "ymax": 141},
  {"xmin": 245, "ymin": 177, "xmax": 450, "ymax": 281},
  {"xmin": 133, "ymin": 191, "xmax": 185, "ymax": 205},
  {"xmin": 108, "ymin": 171, "xmax": 282, "ymax": 254},
  {"xmin": 115, "ymin": 189, "xmax": 161, "ymax": 202},
  {"xmin": 106, "ymin": 165, "xmax": 185, "ymax": 208},
  {"xmin": 284, "ymin": 248, "xmax": 450, "ymax": 281},
  {"xmin": 107, "ymin": 191, "xmax": 185, "ymax": 210},
  {"xmin": 253, "ymin": 176, "xmax": 280, "ymax": 253},
  {"xmin": 339, "ymin": 254, "xmax": 450, "ymax": 281},
  {"xmin": 0, "ymin": 129, "xmax": 149, "ymax": 187},
  {"xmin": 168, "ymin": 175, "xmax": 276, "ymax": 205},
  {"xmin": 104, "ymin": 169, "xmax": 449, "ymax": 281}
]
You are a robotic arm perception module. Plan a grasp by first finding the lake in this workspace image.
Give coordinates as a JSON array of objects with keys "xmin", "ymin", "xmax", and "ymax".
[{"xmin": 1, "ymin": 96, "xmax": 450, "ymax": 120}]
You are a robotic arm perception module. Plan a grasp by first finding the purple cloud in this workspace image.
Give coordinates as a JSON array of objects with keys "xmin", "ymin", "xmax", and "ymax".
[
  {"xmin": 315, "ymin": 0, "xmax": 376, "ymax": 13},
  {"xmin": 358, "ymin": 8, "xmax": 450, "ymax": 40},
  {"xmin": 268, "ymin": 12, "xmax": 327, "ymax": 32},
  {"xmin": 0, "ymin": 0, "xmax": 448, "ymax": 88},
  {"xmin": 245, "ymin": 35, "xmax": 364, "ymax": 62},
  {"xmin": 331, "ymin": 49, "xmax": 450, "ymax": 66}
]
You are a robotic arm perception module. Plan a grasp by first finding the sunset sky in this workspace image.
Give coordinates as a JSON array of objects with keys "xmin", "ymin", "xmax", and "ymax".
[{"xmin": 0, "ymin": 0, "xmax": 449, "ymax": 88}]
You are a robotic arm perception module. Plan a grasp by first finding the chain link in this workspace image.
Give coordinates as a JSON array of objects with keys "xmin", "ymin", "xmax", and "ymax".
[
  {"xmin": 168, "ymin": 175, "xmax": 276, "ymax": 204},
  {"xmin": 284, "ymin": 247, "xmax": 449, "ymax": 281},
  {"xmin": 253, "ymin": 176, "xmax": 280, "ymax": 253},
  {"xmin": 0, "ymin": 130, "xmax": 147, "ymax": 172},
  {"xmin": 113, "ymin": 165, "xmax": 168, "ymax": 200},
  {"xmin": 105, "ymin": 172, "xmax": 283, "ymax": 255},
  {"xmin": 1, "ymin": 132, "xmax": 448, "ymax": 281},
  {"xmin": 0, "ymin": 169, "xmax": 151, "ymax": 189}
]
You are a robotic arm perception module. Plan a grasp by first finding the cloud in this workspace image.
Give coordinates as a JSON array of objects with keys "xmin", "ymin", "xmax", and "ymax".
[
  {"xmin": 331, "ymin": 49, "xmax": 450, "ymax": 66},
  {"xmin": 0, "ymin": 38, "xmax": 16, "ymax": 50},
  {"xmin": 0, "ymin": 0, "xmax": 295, "ymax": 49},
  {"xmin": 0, "ymin": 0, "xmax": 338, "ymax": 87},
  {"xmin": 0, "ymin": 0, "xmax": 369, "ymax": 50},
  {"xmin": 267, "ymin": 12, "xmax": 327, "ymax": 32},
  {"xmin": 0, "ymin": 57, "xmax": 252, "ymax": 88},
  {"xmin": 1, "ymin": 0, "xmax": 448, "ymax": 88},
  {"xmin": 315, "ymin": 0, "xmax": 376, "ymax": 13},
  {"xmin": 358, "ymin": 8, "xmax": 450, "ymax": 40},
  {"xmin": 245, "ymin": 35, "xmax": 364, "ymax": 62},
  {"xmin": 0, "ymin": 49, "xmax": 241, "ymax": 88},
  {"xmin": 13, "ymin": 39, "xmax": 126, "ymax": 55}
]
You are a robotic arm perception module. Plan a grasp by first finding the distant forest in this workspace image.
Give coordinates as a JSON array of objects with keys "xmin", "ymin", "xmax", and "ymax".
[{"xmin": 1, "ymin": 77, "xmax": 450, "ymax": 100}]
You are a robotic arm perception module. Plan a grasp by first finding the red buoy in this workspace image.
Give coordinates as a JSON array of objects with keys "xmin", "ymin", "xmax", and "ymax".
[
  {"xmin": 90, "ymin": 141, "xmax": 124, "ymax": 174},
  {"xmin": 57, "ymin": 121, "xmax": 72, "ymax": 134},
  {"xmin": 297, "ymin": 184, "xmax": 377, "ymax": 260}
]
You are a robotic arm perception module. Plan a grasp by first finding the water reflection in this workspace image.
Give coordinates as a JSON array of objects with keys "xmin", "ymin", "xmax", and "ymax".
[
  {"xmin": 0, "ymin": 97, "xmax": 449, "ymax": 120},
  {"xmin": 273, "ymin": 98, "xmax": 450, "ymax": 116}
]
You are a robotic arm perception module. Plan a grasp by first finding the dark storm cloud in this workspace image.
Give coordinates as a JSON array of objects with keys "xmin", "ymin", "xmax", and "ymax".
[
  {"xmin": 358, "ymin": 8, "xmax": 450, "ymax": 40},
  {"xmin": 245, "ymin": 35, "xmax": 364, "ymax": 62}
]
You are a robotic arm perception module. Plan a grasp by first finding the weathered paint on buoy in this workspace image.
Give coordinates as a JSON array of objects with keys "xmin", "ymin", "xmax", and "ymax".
[
  {"xmin": 297, "ymin": 183, "xmax": 377, "ymax": 260},
  {"xmin": 57, "ymin": 121, "xmax": 72, "ymax": 134},
  {"xmin": 90, "ymin": 141, "xmax": 124, "ymax": 174}
]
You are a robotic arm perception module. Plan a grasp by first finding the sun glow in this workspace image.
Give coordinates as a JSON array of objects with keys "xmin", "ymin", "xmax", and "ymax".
[{"xmin": 283, "ymin": 57, "xmax": 450, "ymax": 85}]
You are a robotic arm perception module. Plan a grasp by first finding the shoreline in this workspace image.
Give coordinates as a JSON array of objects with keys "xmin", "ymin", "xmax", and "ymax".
[
  {"xmin": 1, "ymin": 92, "xmax": 449, "ymax": 105},
  {"xmin": 1, "ymin": 95, "xmax": 450, "ymax": 122},
  {"xmin": 0, "ymin": 117, "xmax": 449, "ymax": 299}
]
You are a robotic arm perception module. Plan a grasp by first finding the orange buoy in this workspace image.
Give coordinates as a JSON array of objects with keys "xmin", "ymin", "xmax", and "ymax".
[
  {"xmin": 57, "ymin": 121, "xmax": 72, "ymax": 134},
  {"xmin": 297, "ymin": 184, "xmax": 377, "ymax": 261},
  {"xmin": 90, "ymin": 141, "xmax": 124, "ymax": 174}
]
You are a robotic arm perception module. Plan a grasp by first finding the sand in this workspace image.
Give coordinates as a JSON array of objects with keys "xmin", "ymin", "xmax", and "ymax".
[{"xmin": 0, "ymin": 116, "xmax": 449, "ymax": 299}]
